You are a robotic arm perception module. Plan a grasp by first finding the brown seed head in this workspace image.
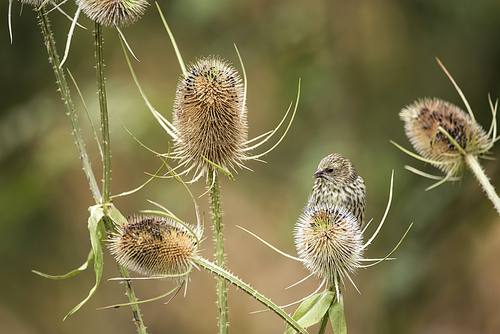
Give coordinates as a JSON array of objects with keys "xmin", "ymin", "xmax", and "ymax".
[
  {"xmin": 400, "ymin": 98, "xmax": 491, "ymax": 175},
  {"xmin": 295, "ymin": 205, "xmax": 363, "ymax": 285},
  {"xmin": 308, "ymin": 153, "xmax": 366, "ymax": 228},
  {"xmin": 108, "ymin": 216, "xmax": 198, "ymax": 279},
  {"xmin": 173, "ymin": 56, "xmax": 247, "ymax": 177},
  {"xmin": 75, "ymin": 0, "xmax": 149, "ymax": 27}
]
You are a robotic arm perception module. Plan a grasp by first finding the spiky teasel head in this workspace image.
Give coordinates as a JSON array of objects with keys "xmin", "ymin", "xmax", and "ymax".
[
  {"xmin": 172, "ymin": 56, "xmax": 247, "ymax": 179},
  {"xmin": 108, "ymin": 215, "xmax": 200, "ymax": 279},
  {"xmin": 400, "ymin": 97, "xmax": 492, "ymax": 176},
  {"xmin": 75, "ymin": 0, "xmax": 149, "ymax": 27},
  {"xmin": 394, "ymin": 59, "xmax": 499, "ymax": 190},
  {"xmin": 294, "ymin": 205, "xmax": 364, "ymax": 289}
]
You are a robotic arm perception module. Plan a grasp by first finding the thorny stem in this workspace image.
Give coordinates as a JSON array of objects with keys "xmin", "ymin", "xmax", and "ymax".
[
  {"xmin": 37, "ymin": 6, "xmax": 102, "ymax": 203},
  {"xmin": 194, "ymin": 256, "xmax": 309, "ymax": 334},
  {"xmin": 95, "ymin": 23, "xmax": 111, "ymax": 204},
  {"xmin": 94, "ymin": 23, "xmax": 147, "ymax": 334},
  {"xmin": 209, "ymin": 170, "xmax": 228, "ymax": 334},
  {"xmin": 38, "ymin": 8, "xmax": 146, "ymax": 333},
  {"xmin": 118, "ymin": 266, "xmax": 148, "ymax": 333},
  {"xmin": 464, "ymin": 153, "xmax": 500, "ymax": 215}
]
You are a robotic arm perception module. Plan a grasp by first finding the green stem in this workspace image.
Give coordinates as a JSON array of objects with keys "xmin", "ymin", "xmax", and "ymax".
[
  {"xmin": 465, "ymin": 153, "xmax": 500, "ymax": 216},
  {"xmin": 316, "ymin": 284, "xmax": 335, "ymax": 334},
  {"xmin": 95, "ymin": 22, "xmax": 111, "ymax": 204},
  {"xmin": 37, "ymin": 6, "xmax": 101, "ymax": 203},
  {"xmin": 36, "ymin": 10, "xmax": 147, "ymax": 332},
  {"xmin": 94, "ymin": 24, "xmax": 147, "ymax": 334},
  {"xmin": 209, "ymin": 171, "xmax": 228, "ymax": 334},
  {"xmin": 118, "ymin": 265, "xmax": 148, "ymax": 333},
  {"xmin": 194, "ymin": 256, "xmax": 309, "ymax": 334},
  {"xmin": 317, "ymin": 312, "xmax": 329, "ymax": 334}
]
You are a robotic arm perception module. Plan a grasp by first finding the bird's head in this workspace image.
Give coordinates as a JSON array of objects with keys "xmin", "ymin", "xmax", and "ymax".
[{"xmin": 313, "ymin": 153, "xmax": 357, "ymax": 185}]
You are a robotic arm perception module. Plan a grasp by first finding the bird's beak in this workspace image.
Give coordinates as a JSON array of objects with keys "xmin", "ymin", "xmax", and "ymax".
[{"xmin": 313, "ymin": 169, "xmax": 323, "ymax": 178}]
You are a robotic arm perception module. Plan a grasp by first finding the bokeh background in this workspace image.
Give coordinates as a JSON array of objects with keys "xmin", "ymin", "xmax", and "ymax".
[{"xmin": 2, "ymin": 0, "xmax": 500, "ymax": 333}]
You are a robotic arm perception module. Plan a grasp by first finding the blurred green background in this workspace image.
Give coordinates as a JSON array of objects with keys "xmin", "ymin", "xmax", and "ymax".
[{"xmin": 2, "ymin": 0, "xmax": 500, "ymax": 333}]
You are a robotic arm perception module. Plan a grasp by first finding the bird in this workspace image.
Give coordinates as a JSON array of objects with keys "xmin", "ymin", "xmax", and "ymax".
[{"xmin": 307, "ymin": 153, "xmax": 367, "ymax": 228}]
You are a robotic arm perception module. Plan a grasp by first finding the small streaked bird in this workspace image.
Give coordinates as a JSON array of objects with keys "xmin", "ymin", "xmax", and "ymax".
[{"xmin": 307, "ymin": 153, "xmax": 367, "ymax": 228}]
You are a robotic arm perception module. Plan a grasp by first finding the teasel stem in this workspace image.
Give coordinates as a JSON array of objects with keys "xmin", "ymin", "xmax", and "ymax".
[
  {"xmin": 193, "ymin": 256, "xmax": 309, "ymax": 334},
  {"xmin": 37, "ymin": 6, "xmax": 102, "ymax": 203},
  {"xmin": 117, "ymin": 265, "xmax": 148, "ymax": 333},
  {"xmin": 464, "ymin": 153, "xmax": 500, "ymax": 215},
  {"xmin": 317, "ymin": 312, "xmax": 329, "ymax": 334},
  {"xmin": 95, "ymin": 22, "xmax": 111, "ymax": 205},
  {"xmin": 316, "ymin": 284, "xmax": 337, "ymax": 334},
  {"xmin": 208, "ymin": 169, "xmax": 228, "ymax": 334},
  {"xmin": 38, "ymin": 9, "xmax": 146, "ymax": 331},
  {"xmin": 94, "ymin": 23, "xmax": 147, "ymax": 334}
]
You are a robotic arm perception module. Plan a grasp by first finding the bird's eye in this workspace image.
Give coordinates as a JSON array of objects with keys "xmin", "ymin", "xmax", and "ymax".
[{"xmin": 327, "ymin": 168, "xmax": 334, "ymax": 173}]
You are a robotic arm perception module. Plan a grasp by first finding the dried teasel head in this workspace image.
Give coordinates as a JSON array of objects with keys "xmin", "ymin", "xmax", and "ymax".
[
  {"xmin": 140, "ymin": 26, "xmax": 300, "ymax": 182},
  {"xmin": 108, "ymin": 215, "xmax": 200, "ymax": 279},
  {"xmin": 394, "ymin": 59, "xmax": 499, "ymax": 190},
  {"xmin": 75, "ymin": 0, "xmax": 149, "ymax": 27},
  {"xmin": 172, "ymin": 56, "xmax": 248, "ymax": 180},
  {"xmin": 399, "ymin": 98, "xmax": 492, "ymax": 177},
  {"xmin": 294, "ymin": 205, "xmax": 364, "ymax": 289}
]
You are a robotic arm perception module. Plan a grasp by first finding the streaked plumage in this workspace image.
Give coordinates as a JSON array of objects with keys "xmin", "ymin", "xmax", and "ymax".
[{"xmin": 307, "ymin": 153, "xmax": 366, "ymax": 228}]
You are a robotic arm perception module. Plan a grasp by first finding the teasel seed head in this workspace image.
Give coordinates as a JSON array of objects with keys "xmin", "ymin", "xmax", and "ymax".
[
  {"xmin": 172, "ymin": 56, "xmax": 247, "ymax": 179},
  {"xmin": 399, "ymin": 98, "xmax": 493, "ymax": 178},
  {"xmin": 294, "ymin": 205, "xmax": 364, "ymax": 287},
  {"xmin": 75, "ymin": 0, "xmax": 149, "ymax": 27},
  {"xmin": 108, "ymin": 215, "xmax": 199, "ymax": 279}
]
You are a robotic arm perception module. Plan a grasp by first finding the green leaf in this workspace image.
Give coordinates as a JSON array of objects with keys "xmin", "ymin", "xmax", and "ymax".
[
  {"xmin": 32, "ymin": 249, "xmax": 94, "ymax": 280},
  {"xmin": 285, "ymin": 291, "xmax": 335, "ymax": 334},
  {"xmin": 329, "ymin": 293, "xmax": 347, "ymax": 334},
  {"xmin": 63, "ymin": 205, "xmax": 106, "ymax": 320},
  {"xmin": 106, "ymin": 203, "xmax": 128, "ymax": 227}
]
